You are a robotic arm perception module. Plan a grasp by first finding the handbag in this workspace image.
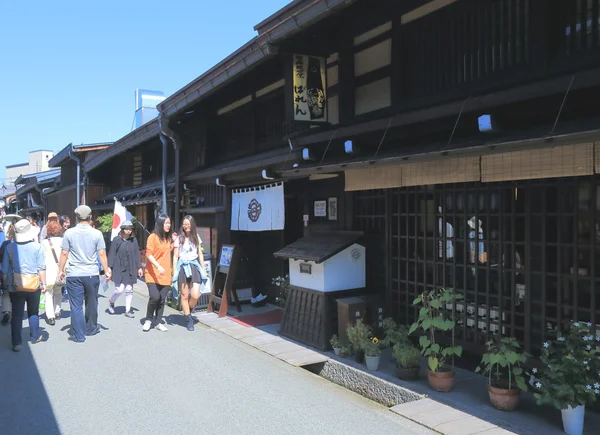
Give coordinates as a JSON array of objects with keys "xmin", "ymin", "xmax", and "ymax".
[
  {"xmin": 47, "ymin": 238, "xmax": 66, "ymax": 286},
  {"xmin": 8, "ymin": 244, "xmax": 40, "ymax": 292}
]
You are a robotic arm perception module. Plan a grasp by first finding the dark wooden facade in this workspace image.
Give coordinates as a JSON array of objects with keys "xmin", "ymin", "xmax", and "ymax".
[
  {"xmin": 164, "ymin": 0, "xmax": 600, "ymax": 356},
  {"xmin": 41, "ymin": 0, "xmax": 600, "ymax": 356}
]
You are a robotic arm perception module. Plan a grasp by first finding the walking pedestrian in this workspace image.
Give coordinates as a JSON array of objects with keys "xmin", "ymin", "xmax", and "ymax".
[
  {"xmin": 59, "ymin": 215, "xmax": 71, "ymax": 232},
  {"xmin": 143, "ymin": 213, "xmax": 172, "ymax": 332},
  {"xmin": 107, "ymin": 220, "xmax": 142, "ymax": 318},
  {"xmin": 58, "ymin": 205, "xmax": 111, "ymax": 343},
  {"xmin": 0, "ymin": 222, "xmax": 14, "ymax": 325},
  {"xmin": 40, "ymin": 220, "xmax": 66, "ymax": 325},
  {"xmin": 1, "ymin": 219, "xmax": 46, "ymax": 352},
  {"xmin": 59, "ymin": 215, "xmax": 71, "ymax": 302},
  {"xmin": 39, "ymin": 212, "xmax": 59, "ymax": 242},
  {"xmin": 172, "ymin": 215, "xmax": 207, "ymax": 332},
  {"xmin": 26, "ymin": 216, "xmax": 41, "ymax": 241}
]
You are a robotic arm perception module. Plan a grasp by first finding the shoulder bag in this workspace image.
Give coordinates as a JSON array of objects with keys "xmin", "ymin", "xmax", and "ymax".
[
  {"xmin": 47, "ymin": 239, "xmax": 66, "ymax": 286},
  {"xmin": 8, "ymin": 244, "xmax": 40, "ymax": 292}
]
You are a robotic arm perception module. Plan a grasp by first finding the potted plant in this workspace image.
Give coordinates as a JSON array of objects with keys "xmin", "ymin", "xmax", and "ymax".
[
  {"xmin": 271, "ymin": 275, "xmax": 291, "ymax": 307},
  {"xmin": 476, "ymin": 337, "xmax": 530, "ymax": 411},
  {"xmin": 330, "ymin": 334, "xmax": 342, "ymax": 356},
  {"xmin": 337, "ymin": 345, "xmax": 350, "ymax": 358},
  {"xmin": 529, "ymin": 321, "xmax": 600, "ymax": 435},
  {"xmin": 393, "ymin": 342, "xmax": 421, "ymax": 381},
  {"xmin": 347, "ymin": 320, "xmax": 371, "ymax": 363},
  {"xmin": 382, "ymin": 317, "xmax": 410, "ymax": 348},
  {"xmin": 409, "ymin": 288, "xmax": 463, "ymax": 392},
  {"xmin": 364, "ymin": 337, "xmax": 381, "ymax": 371}
]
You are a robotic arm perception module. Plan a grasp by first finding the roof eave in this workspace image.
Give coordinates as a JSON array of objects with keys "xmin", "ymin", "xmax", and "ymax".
[
  {"xmin": 159, "ymin": 0, "xmax": 356, "ymax": 118},
  {"xmin": 84, "ymin": 120, "xmax": 160, "ymax": 172}
]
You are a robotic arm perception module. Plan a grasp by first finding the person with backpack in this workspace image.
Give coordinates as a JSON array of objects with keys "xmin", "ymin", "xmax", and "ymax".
[
  {"xmin": 1, "ymin": 219, "xmax": 47, "ymax": 352},
  {"xmin": 107, "ymin": 220, "xmax": 142, "ymax": 318}
]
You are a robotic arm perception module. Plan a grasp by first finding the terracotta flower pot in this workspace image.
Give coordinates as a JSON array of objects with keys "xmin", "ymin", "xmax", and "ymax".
[
  {"xmin": 487, "ymin": 385, "xmax": 521, "ymax": 411},
  {"xmin": 427, "ymin": 370, "xmax": 456, "ymax": 392},
  {"xmin": 396, "ymin": 366, "xmax": 419, "ymax": 381}
]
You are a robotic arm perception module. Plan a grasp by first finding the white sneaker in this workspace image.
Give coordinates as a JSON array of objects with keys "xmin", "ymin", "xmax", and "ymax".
[
  {"xmin": 142, "ymin": 320, "xmax": 152, "ymax": 332},
  {"xmin": 155, "ymin": 323, "xmax": 168, "ymax": 332}
]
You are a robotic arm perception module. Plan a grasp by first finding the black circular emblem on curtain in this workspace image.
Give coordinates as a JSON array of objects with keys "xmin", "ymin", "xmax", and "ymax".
[{"xmin": 248, "ymin": 198, "xmax": 262, "ymax": 222}]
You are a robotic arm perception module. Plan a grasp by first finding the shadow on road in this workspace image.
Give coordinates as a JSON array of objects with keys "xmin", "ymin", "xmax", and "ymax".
[{"xmin": 0, "ymin": 326, "xmax": 61, "ymax": 435}]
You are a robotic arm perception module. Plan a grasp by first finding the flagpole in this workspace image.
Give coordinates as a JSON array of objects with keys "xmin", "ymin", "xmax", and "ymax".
[{"xmin": 136, "ymin": 220, "xmax": 151, "ymax": 235}]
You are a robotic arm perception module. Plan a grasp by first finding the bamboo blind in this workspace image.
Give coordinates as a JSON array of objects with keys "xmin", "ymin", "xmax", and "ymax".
[
  {"xmin": 401, "ymin": 156, "xmax": 480, "ymax": 187},
  {"xmin": 594, "ymin": 142, "xmax": 600, "ymax": 174},
  {"xmin": 345, "ymin": 164, "xmax": 402, "ymax": 191},
  {"xmin": 481, "ymin": 143, "xmax": 594, "ymax": 182}
]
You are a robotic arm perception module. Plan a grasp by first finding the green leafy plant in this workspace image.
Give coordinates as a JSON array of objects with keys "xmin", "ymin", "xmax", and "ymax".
[
  {"xmin": 393, "ymin": 342, "xmax": 421, "ymax": 370},
  {"xmin": 409, "ymin": 288, "xmax": 463, "ymax": 372},
  {"xmin": 476, "ymin": 336, "xmax": 529, "ymax": 391},
  {"xmin": 329, "ymin": 334, "xmax": 341, "ymax": 349},
  {"xmin": 271, "ymin": 275, "xmax": 290, "ymax": 307},
  {"xmin": 529, "ymin": 321, "xmax": 600, "ymax": 410},
  {"xmin": 97, "ymin": 213, "xmax": 137, "ymax": 233},
  {"xmin": 346, "ymin": 320, "xmax": 372, "ymax": 352},
  {"xmin": 382, "ymin": 317, "xmax": 410, "ymax": 348},
  {"xmin": 364, "ymin": 337, "xmax": 381, "ymax": 357}
]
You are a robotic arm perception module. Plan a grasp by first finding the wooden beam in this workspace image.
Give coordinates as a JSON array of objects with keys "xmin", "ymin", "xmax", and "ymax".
[
  {"xmin": 184, "ymin": 147, "xmax": 301, "ymax": 182},
  {"xmin": 294, "ymin": 66, "xmax": 600, "ymax": 147}
]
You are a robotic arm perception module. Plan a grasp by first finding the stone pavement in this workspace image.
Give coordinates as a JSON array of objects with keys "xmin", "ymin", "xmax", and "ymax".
[
  {"xmin": 190, "ymin": 305, "xmax": 519, "ymax": 435},
  {"xmin": 0, "ymin": 282, "xmax": 435, "ymax": 435},
  {"xmin": 196, "ymin": 311, "xmax": 329, "ymax": 367},
  {"xmin": 187, "ymin": 294, "xmax": 599, "ymax": 435},
  {"xmin": 391, "ymin": 399, "xmax": 516, "ymax": 435}
]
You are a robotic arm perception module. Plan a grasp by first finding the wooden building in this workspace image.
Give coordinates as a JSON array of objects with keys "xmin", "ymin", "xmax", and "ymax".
[
  {"xmin": 149, "ymin": 0, "xmax": 600, "ymax": 356},
  {"xmin": 14, "ymin": 169, "xmax": 61, "ymax": 220},
  {"xmin": 42, "ymin": 0, "xmax": 600, "ymax": 357},
  {"xmin": 46, "ymin": 143, "xmax": 111, "ymax": 220},
  {"xmin": 83, "ymin": 120, "xmax": 176, "ymax": 248}
]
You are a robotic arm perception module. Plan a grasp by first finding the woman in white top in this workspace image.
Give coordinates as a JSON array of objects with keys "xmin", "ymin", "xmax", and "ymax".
[
  {"xmin": 40, "ymin": 220, "xmax": 65, "ymax": 325},
  {"xmin": 172, "ymin": 215, "xmax": 206, "ymax": 332}
]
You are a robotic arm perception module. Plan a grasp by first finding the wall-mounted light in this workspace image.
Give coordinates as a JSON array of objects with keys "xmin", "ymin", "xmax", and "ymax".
[
  {"xmin": 293, "ymin": 163, "xmax": 299, "ymax": 168},
  {"xmin": 344, "ymin": 140, "xmax": 357, "ymax": 154},
  {"xmin": 478, "ymin": 114, "xmax": 497, "ymax": 133},
  {"xmin": 261, "ymin": 169, "xmax": 276, "ymax": 180},
  {"xmin": 302, "ymin": 148, "xmax": 314, "ymax": 161}
]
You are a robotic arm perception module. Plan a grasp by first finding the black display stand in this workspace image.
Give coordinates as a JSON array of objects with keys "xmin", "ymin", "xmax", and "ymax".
[{"xmin": 207, "ymin": 244, "xmax": 241, "ymax": 318}]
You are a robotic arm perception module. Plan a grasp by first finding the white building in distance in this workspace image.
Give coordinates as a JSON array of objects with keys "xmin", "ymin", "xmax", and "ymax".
[{"xmin": 6, "ymin": 150, "xmax": 54, "ymax": 184}]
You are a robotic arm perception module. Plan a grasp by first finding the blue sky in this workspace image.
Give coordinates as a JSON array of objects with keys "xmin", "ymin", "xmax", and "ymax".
[{"xmin": 0, "ymin": 0, "xmax": 289, "ymax": 182}]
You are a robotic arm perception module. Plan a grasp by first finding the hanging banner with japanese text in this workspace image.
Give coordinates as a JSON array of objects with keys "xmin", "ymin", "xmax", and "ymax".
[
  {"xmin": 291, "ymin": 54, "xmax": 327, "ymax": 123},
  {"xmin": 231, "ymin": 183, "xmax": 285, "ymax": 232}
]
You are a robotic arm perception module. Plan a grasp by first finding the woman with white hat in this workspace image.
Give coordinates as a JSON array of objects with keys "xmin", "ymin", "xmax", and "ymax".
[
  {"xmin": 107, "ymin": 220, "xmax": 142, "ymax": 318},
  {"xmin": 1, "ymin": 219, "xmax": 47, "ymax": 352}
]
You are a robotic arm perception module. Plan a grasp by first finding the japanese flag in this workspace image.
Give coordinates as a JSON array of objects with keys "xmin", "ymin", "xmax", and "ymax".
[{"xmin": 111, "ymin": 200, "xmax": 133, "ymax": 240}]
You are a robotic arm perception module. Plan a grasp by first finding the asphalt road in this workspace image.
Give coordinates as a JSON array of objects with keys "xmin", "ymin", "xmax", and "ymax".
[{"xmin": 0, "ymin": 284, "xmax": 434, "ymax": 435}]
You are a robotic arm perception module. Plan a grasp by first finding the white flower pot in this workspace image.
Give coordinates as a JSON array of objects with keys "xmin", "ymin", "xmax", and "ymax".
[
  {"xmin": 365, "ymin": 355, "xmax": 380, "ymax": 371},
  {"xmin": 561, "ymin": 405, "xmax": 585, "ymax": 435},
  {"xmin": 333, "ymin": 347, "xmax": 341, "ymax": 356}
]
